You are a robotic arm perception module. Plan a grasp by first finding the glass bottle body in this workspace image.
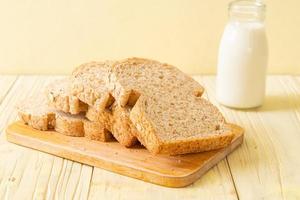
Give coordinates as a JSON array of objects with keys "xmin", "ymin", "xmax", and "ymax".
[{"xmin": 216, "ymin": 0, "xmax": 268, "ymax": 108}]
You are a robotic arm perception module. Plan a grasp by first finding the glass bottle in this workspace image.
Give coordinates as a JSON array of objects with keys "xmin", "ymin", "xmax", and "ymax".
[{"xmin": 216, "ymin": 0, "xmax": 268, "ymax": 108}]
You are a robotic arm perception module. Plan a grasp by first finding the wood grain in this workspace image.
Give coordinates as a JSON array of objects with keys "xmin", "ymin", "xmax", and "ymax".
[{"xmin": 6, "ymin": 121, "xmax": 244, "ymax": 188}]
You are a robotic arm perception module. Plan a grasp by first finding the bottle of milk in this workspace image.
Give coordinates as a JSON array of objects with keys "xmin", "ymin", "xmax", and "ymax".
[{"xmin": 216, "ymin": 0, "xmax": 268, "ymax": 108}]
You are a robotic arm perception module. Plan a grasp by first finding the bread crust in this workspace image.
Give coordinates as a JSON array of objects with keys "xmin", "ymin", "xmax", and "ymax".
[{"xmin": 157, "ymin": 130, "xmax": 234, "ymax": 155}]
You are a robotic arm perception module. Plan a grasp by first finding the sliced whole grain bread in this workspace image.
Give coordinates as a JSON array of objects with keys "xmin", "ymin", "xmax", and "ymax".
[
  {"xmin": 18, "ymin": 95, "xmax": 112, "ymax": 141},
  {"xmin": 46, "ymin": 78, "xmax": 88, "ymax": 114},
  {"xmin": 71, "ymin": 57, "xmax": 234, "ymax": 155}
]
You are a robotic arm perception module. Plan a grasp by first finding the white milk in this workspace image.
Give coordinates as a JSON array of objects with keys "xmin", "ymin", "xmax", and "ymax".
[{"xmin": 216, "ymin": 1, "xmax": 268, "ymax": 108}]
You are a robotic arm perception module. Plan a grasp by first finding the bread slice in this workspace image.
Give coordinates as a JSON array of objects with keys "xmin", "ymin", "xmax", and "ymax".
[
  {"xmin": 85, "ymin": 106, "xmax": 112, "ymax": 130},
  {"xmin": 110, "ymin": 58, "xmax": 205, "ymax": 107},
  {"xmin": 83, "ymin": 120, "xmax": 113, "ymax": 141},
  {"xmin": 110, "ymin": 104, "xmax": 138, "ymax": 147},
  {"xmin": 55, "ymin": 111, "xmax": 85, "ymax": 136},
  {"xmin": 18, "ymin": 95, "xmax": 112, "ymax": 141},
  {"xmin": 17, "ymin": 96, "xmax": 56, "ymax": 131},
  {"xmin": 86, "ymin": 105, "xmax": 138, "ymax": 147},
  {"xmin": 130, "ymin": 96, "xmax": 234, "ymax": 155},
  {"xmin": 46, "ymin": 78, "xmax": 88, "ymax": 114},
  {"xmin": 71, "ymin": 61, "xmax": 115, "ymax": 111}
]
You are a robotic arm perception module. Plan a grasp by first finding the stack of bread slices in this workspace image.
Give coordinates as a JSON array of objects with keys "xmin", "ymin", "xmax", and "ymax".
[{"xmin": 17, "ymin": 57, "xmax": 234, "ymax": 155}]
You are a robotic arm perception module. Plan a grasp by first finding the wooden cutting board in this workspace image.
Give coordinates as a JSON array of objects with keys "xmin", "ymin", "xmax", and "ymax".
[{"xmin": 6, "ymin": 121, "xmax": 244, "ymax": 188}]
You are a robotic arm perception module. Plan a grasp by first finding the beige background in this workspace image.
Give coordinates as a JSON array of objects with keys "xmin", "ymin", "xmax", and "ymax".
[{"xmin": 0, "ymin": 0, "xmax": 299, "ymax": 75}]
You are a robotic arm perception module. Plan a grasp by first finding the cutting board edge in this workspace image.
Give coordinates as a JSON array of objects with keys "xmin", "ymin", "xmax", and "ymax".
[{"xmin": 5, "ymin": 122, "xmax": 244, "ymax": 188}]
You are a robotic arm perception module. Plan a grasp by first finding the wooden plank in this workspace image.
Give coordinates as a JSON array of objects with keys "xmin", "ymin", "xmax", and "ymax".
[
  {"xmin": 0, "ymin": 76, "xmax": 93, "ymax": 200},
  {"xmin": 0, "ymin": 75, "xmax": 17, "ymax": 103},
  {"xmin": 202, "ymin": 76, "xmax": 300, "ymax": 200},
  {"xmin": 6, "ymin": 121, "xmax": 243, "ymax": 188},
  {"xmin": 88, "ymin": 76, "xmax": 239, "ymax": 199}
]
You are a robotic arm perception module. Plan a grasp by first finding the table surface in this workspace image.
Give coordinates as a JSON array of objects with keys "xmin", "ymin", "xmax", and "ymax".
[{"xmin": 0, "ymin": 75, "xmax": 299, "ymax": 200}]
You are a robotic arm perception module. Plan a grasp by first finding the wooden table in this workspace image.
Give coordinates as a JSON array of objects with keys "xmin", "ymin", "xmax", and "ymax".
[{"xmin": 0, "ymin": 75, "xmax": 299, "ymax": 200}]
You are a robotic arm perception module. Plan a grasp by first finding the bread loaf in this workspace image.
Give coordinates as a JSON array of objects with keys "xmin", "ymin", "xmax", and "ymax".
[{"xmin": 20, "ymin": 57, "xmax": 235, "ymax": 155}]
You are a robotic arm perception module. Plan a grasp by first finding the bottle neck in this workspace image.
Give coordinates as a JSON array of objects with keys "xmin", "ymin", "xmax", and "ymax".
[{"xmin": 229, "ymin": 0, "xmax": 265, "ymax": 22}]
